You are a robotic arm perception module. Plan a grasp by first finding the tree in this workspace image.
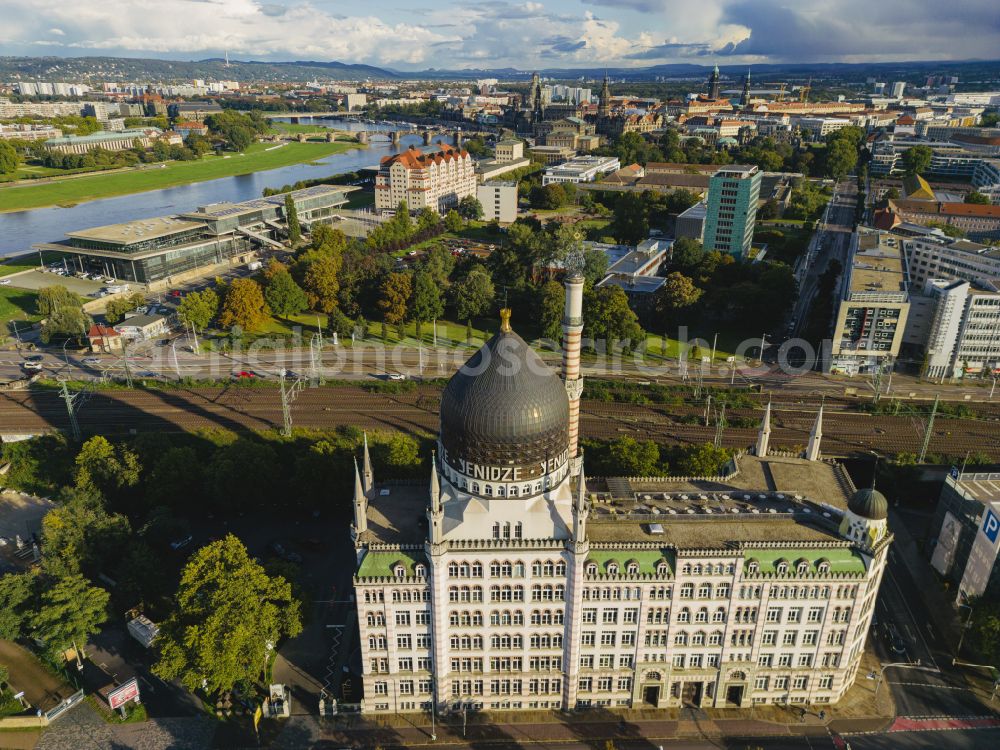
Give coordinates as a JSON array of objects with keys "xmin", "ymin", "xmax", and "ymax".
[
  {"xmin": 0, "ymin": 573, "xmax": 36, "ymax": 641},
  {"xmin": 926, "ymin": 220, "xmax": 966, "ymax": 238},
  {"xmin": 409, "ymin": 271, "xmax": 444, "ymax": 338},
  {"xmin": 74, "ymin": 436, "xmax": 141, "ymax": 497},
  {"xmin": 421, "ymin": 245, "xmax": 456, "ymax": 289},
  {"xmin": 0, "ymin": 141, "xmax": 20, "ymax": 175},
  {"xmin": 757, "ymin": 198, "xmax": 780, "ymax": 220},
  {"xmin": 219, "ymin": 278, "xmax": 269, "ymax": 331},
  {"xmin": 901, "ymin": 145, "xmax": 933, "ymax": 176},
  {"xmin": 611, "ymin": 192, "xmax": 649, "ymax": 245},
  {"xmin": 40, "ymin": 306, "xmax": 91, "ymax": 345},
  {"xmin": 965, "ymin": 191, "xmax": 991, "ymax": 205},
  {"xmin": 154, "ymin": 535, "xmax": 302, "ymax": 694},
  {"xmin": 453, "ymin": 266, "xmax": 495, "ymax": 321},
  {"xmin": 37, "ymin": 285, "xmax": 82, "ymax": 317},
  {"xmin": 675, "ymin": 443, "xmax": 731, "ymax": 476},
  {"xmin": 103, "ymin": 292, "xmax": 147, "ymax": 325},
  {"xmin": 656, "ymin": 272, "xmax": 703, "ymax": 323},
  {"xmin": 581, "ymin": 246, "xmax": 610, "ymax": 285},
  {"xmin": 284, "ymin": 194, "xmax": 301, "ymax": 245},
  {"xmin": 208, "ymin": 438, "xmax": 279, "ymax": 511},
  {"xmin": 378, "ymin": 272, "xmax": 412, "ymax": 326},
  {"xmin": 177, "ymin": 289, "xmax": 219, "ymax": 331},
  {"xmin": 443, "ymin": 209, "xmax": 464, "ymax": 232},
  {"xmin": 264, "ymin": 268, "xmax": 308, "ymax": 320},
  {"xmin": 537, "ymin": 280, "xmax": 564, "ymax": 342},
  {"xmin": 584, "ymin": 286, "xmax": 644, "ymax": 352},
  {"xmin": 825, "ymin": 139, "xmax": 858, "ymax": 179},
  {"xmin": 609, "ymin": 437, "xmax": 661, "ymax": 476},
  {"xmin": 669, "ymin": 237, "xmax": 705, "ymax": 272},
  {"xmin": 457, "ymin": 195, "xmax": 484, "ymax": 221},
  {"xmin": 41, "ymin": 488, "xmax": 133, "ymax": 580},
  {"xmin": 33, "ymin": 574, "xmax": 109, "ymax": 664},
  {"xmin": 966, "ymin": 600, "xmax": 1000, "ymax": 669}
]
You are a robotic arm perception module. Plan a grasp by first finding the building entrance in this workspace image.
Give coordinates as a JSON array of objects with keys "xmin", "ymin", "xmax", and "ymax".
[
  {"xmin": 681, "ymin": 681, "xmax": 703, "ymax": 707},
  {"xmin": 643, "ymin": 685, "xmax": 660, "ymax": 706},
  {"xmin": 726, "ymin": 684, "xmax": 745, "ymax": 707}
]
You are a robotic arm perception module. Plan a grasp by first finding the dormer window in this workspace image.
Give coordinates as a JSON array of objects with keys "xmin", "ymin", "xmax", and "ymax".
[
  {"xmin": 414, "ymin": 564, "xmax": 427, "ymax": 578},
  {"xmin": 817, "ymin": 560, "xmax": 830, "ymax": 574},
  {"xmin": 775, "ymin": 560, "xmax": 789, "ymax": 575},
  {"xmin": 586, "ymin": 562, "xmax": 598, "ymax": 576},
  {"xmin": 656, "ymin": 562, "xmax": 669, "ymax": 576},
  {"xmin": 607, "ymin": 563, "xmax": 619, "ymax": 576},
  {"xmin": 746, "ymin": 561, "xmax": 759, "ymax": 575},
  {"xmin": 797, "ymin": 561, "xmax": 810, "ymax": 575},
  {"xmin": 393, "ymin": 564, "xmax": 406, "ymax": 578},
  {"xmin": 627, "ymin": 562, "xmax": 640, "ymax": 576}
]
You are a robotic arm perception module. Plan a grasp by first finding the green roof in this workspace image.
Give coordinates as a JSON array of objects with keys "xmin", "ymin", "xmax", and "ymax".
[
  {"xmin": 743, "ymin": 548, "xmax": 866, "ymax": 576},
  {"xmin": 357, "ymin": 550, "xmax": 425, "ymax": 579},
  {"xmin": 585, "ymin": 548, "xmax": 674, "ymax": 576}
]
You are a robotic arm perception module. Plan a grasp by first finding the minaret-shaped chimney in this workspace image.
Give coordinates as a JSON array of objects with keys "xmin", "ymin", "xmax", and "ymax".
[
  {"xmin": 429, "ymin": 451, "xmax": 441, "ymax": 513},
  {"xmin": 806, "ymin": 404, "xmax": 824, "ymax": 461},
  {"xmin": 351, "ymin": 457, "xmax": 368, "ymax": 538},
  {"xmin": 755, "ymin": 400, "xmax": 772, "ymax": 457},
  {"xmin": 562, "ymin": 272, "xmax": 585, "ymax": 473},
  {"xmin": 362, "ymin": 432, "xmax": 374, "ymax": 494}
]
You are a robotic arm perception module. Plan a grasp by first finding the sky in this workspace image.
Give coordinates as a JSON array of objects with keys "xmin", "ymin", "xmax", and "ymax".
[{"xmin": 1, "ymin": 0, "xmax": 998, "ymax": 71}]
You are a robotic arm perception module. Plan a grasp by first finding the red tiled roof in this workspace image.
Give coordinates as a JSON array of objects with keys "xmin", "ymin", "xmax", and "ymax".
[
  {"xmin": 88, "ymin": 324, "xmax": 120, "ymax": 338},
  {"xmin": 380, "ymin": 144, "xmax": 470, "ymax": 171},
  {"xmin": 891, "ymin": 199, "xmax": 1000, "ymax": 218}
]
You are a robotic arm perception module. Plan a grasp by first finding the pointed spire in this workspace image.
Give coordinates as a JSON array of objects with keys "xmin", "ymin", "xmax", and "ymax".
[
  {"xmin": 755, "ymin": 399, "xmax": 772, "ymax": 457},
  {"xmin": 577, "ymin": 465, "xmax": 587, "ymax": 511},
  {"xmin": 352, "ymin": 457, "xmax": 368, "ymax": 536},
  {"xmin": 429, "ymin": 451, "xmax": 441, "ymax": 512},
  {"xmin": 806, "ymin": 401, "xmax": 824, "ymax": 461},
  {"xmin": 362, "ymin": 432, "xmax": 374, "ymax": 494}
]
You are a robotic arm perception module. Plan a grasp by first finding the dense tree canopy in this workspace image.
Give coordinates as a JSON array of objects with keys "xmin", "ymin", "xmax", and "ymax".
[
  {"xmin": 219, "ymin": 278, "xmax": 270, "ymax": 331},
  {"xmin": 154, "ymin": 535, "xmax": 301, "ymax": 694}
]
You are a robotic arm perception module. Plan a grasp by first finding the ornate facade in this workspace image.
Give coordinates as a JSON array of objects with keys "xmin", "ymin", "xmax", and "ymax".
[{"xmin": 352, "ymin": 278, "xmax": 891, "ymax": 714}]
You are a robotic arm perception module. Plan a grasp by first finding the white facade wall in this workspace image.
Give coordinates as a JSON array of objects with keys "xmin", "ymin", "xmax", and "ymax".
[{"xmin": 478, "ymin": 183, "xmax": 518, "ymax": 223}]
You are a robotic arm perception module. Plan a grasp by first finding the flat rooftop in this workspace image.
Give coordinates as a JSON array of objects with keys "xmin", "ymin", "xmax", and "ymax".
[
  {"xmin": 849, "ymin": 231, "xmax": 908, "ymax": 297},
  {"xmin": 67, "ymin": 216, "xmax": 204, "ymax": 245},
  {"xmin": 953, "ymin": 471, "xmax": 1000, "ymax": 502},
  {"xmin": 360, "ymin": 455, "xmax": 857, "ymax": 549}
]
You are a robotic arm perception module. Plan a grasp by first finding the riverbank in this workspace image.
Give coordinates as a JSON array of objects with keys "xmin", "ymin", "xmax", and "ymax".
[{"xmin": 0, "ymin": 140, "xmax": 364, "ymax": 214}]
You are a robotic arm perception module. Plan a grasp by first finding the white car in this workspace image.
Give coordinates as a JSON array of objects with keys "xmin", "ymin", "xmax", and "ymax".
[
  {"xmin": 0, "ymin": 278, "xmax": 10, "ymax": 285},
  {"xmin": 82, "ymin": 357, "xmax": 102, "ymax": 365},
  {"xmin": 387, "ymin": 373, "xmax": 407, "ymax": 381},
  {"xmin": 22, "ymin": 362, "xmax": 43, "ymax": 371}
]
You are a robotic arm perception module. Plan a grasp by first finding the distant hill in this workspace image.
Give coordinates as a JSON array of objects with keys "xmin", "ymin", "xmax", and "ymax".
[
  {"xmin": 0, "ymin": 55, "xmax": 997, "ymax": 85},
  {"xmin": 0, "ymin": 56, "xmax": 398, "ymax": 83}
]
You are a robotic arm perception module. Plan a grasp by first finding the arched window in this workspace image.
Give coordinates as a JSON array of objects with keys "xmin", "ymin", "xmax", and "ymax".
[
  {"xmin": 698, "ymin": 583, "xmax": 712, "ymax": 598},
  {"xmin": 817, "ymin": 560, "xmax": 830, "ymax": 574},
  {"xmin": 682, "ymin": 564, "xmax": 692, "ymax": 574},
  {"xmin": 677, "ymin": 607, "xmax": 691, "ymax": 623},
  {"xmin": 713, "ymin": 607, "xmax": 726, "ymax": 623},
  {"xmin": 656, "ymin": 561, "xmax": 669, "ymax": 576},
  {"xmin": 586, "ymin": 561, "xmax": 598, "ymax": 576},
  {"xmin": 746, "ymin": 560, "xmax": 759, "ymax": 575},
  {"xmin": 607, "ymin": 563, "xmax": 619, "ymax": 576},
  {"xmin": 680, "ymin": 583, "xmax": 694, "ymax": 599},
  {"xmin": 627, "ymin": 561, "xmax": 640, "ymax": 576},
  {"xmin": 775, "ymin": 560, "xmax": 789, "ymax": 575},
  {"xmin": 414, "ymin": 564, "xmax": 427, "ymax": 578},
  {"xmin": 393, "ymin": 563, "xmax": 406, "ymax": 578},
  {"xmin": 509, "ymin": 485, "xmax": 518, "ymax": 497},
  {"xmin": 695, "ymin": 607, "xmax": 708, "ymax": 623},
  {"xmin": 797, "ymin": 561, "xmax": 809, "ymax": 575}
]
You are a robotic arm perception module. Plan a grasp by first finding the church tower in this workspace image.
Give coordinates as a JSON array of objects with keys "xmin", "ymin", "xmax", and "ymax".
[
  {"xmin": 740, "ymin": 68, "xmax": 751, "ymax": 107},
  {"xmin": 598, "ymin": 73, "xmax": 611, "ymax": 120},
  {"xmin": 530, "ymin": 72, "xmax": 544, "ymax": 122},
  {"xmin": 708, "ymin": 64, "xmax": 721, "ymax": 100}
]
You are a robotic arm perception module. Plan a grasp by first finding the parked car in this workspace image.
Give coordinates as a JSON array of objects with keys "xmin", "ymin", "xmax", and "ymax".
[
  {"xmin": 82, "ymin": 357, "xmax": 102, "ymax": 365},
  {"xmin": 0, "ymin": 279, "xmax": 10, "ymax": 286},
  {"xmin": 167, "ymin": 289, "xmax": 183, "ymax": 298},
  {"xmin": 387, "ymin": 373, "xmax": 407, "ymax": 381},
  {"xmin": 22, "ymin": 362, "xmax": 43, "ymax": 371},
  {"xmin": 234, "ymin": 370, "xmax": 256, "ymax": 379}
]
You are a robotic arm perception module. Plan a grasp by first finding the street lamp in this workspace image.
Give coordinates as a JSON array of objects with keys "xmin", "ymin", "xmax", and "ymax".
[
  {"xmin": 956, "ymin": 602, "xmax": 974, "ymax": 657},
  {"xmin": 874, "ymin": 660, "xmax": 922, "ymax": 699}
]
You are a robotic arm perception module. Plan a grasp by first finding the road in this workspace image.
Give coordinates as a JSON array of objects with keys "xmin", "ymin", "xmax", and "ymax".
[{"xmin": 788, "ymin": 178, "xmax": 856, "ymax": 342}]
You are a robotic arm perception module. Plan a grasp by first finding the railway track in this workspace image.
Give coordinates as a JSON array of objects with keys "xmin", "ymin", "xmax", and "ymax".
[{"xmin": 2, "ymin": 385, "xmax": 999, "ymax": 460}]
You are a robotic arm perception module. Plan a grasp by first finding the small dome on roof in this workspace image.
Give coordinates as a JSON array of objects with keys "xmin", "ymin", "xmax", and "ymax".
[{"xmin": 848, "ymin": 488, "xmax": 888, "ymax": 520}]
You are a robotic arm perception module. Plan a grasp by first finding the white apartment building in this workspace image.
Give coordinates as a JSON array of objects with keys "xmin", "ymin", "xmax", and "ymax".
[
  {"xmin": 903, "ymin": 234, "xmax": 1000, "ymax": 289},
  {"xmin": 542, "ymin": 156, "xmax": 620, "ymax": 185},
  {"xmin": 352, "ymin": 278, "xmax": 891, "ymax": 716},
  {"xmin": 375, "ymin": 144, "xmax": 476, "ymax": 214},
  {"xmin": 830, "ymin": 230, "xmax": 911, "ymax": 375},
  {"xmin": 477, "ymin": 181, "xmax": 518, "ymax": 223}
]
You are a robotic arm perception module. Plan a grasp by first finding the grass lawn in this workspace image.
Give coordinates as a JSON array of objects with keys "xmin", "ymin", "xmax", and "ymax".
[
  {"xmin": 344, "ymin": 190, "xmax": 375, "ymax": 210},
  {"xmin": 0, "ymin": 286, "xmax": 40, "ymax": 327},
  {"xmin": 0, "ymin": 141, "xmax": 364, "ymax": 213}
]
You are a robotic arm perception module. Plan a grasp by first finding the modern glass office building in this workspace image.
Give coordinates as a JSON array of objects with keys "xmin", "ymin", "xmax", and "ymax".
[
  {"xmin": 703, "ymin": 165, "xmax": 761, "ymax": 260},
  {"xmin": 34, "ymin": 185, "xmax": 356, "ymax": 285}
]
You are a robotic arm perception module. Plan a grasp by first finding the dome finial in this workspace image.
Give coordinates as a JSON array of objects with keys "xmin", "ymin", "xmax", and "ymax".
[{"xmin": 500, "ymin": 307, "xmax": 513, "ymax": 333}]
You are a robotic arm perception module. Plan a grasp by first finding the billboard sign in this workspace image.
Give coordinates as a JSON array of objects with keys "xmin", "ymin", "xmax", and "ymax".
[
  {"xmin": 959, "ymin": 501, "xmax": 1000, "ymax": 600},
  {"xmin": 931, "ymin": 510, "xmax": 962, "ymax": 576},
  {"xmin": 108, "ymin": 678, "xmax": 140, "ymax": 710}
]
